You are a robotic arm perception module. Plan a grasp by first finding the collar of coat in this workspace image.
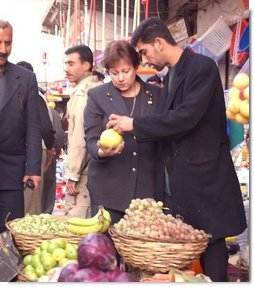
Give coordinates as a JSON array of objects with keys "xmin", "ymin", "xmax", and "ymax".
[{"xmin": 72, "ymin": 72, "xmax": 101, "ymax": 96}]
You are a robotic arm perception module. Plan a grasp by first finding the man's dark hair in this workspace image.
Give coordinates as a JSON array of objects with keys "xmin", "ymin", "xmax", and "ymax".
[
  {"xmin": 131, "ymin": 17, "xmax": 177, "ymax": 47},
  {"xmin": 65, "ymin": 45, "xmax": 94, "ymax": 71},
  {"xmin": 17, "ymin": 61, "xmax": 34, "ymax": 72},
  {"xmin": 102, "ymin": 40, "xmax": 140, "ymax": 71},
  {"xmin": 146, "ymin": 74, "xmax": 162, "ymax": 85}
]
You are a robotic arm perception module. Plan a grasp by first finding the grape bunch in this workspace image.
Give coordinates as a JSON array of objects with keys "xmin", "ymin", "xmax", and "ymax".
[
  {"xmin": 114, "ymin": 198, "xmax": 209, "ymax": 242},
  {"xmin": 10, "ymin": 213, "xmax": 69, "ymax": 235}
]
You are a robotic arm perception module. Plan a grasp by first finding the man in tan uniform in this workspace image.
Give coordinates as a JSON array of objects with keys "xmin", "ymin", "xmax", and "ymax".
[{"xmin": 64, "ymin": 45, "xmax": 100, "ymax": 218}]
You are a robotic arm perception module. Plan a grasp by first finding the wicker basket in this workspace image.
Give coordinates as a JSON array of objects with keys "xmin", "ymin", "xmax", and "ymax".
[
  {"xmin": 109, "ymin": 226, "xmax": 208, "ymax": 274},
  {"xmin": 5, "ymin": 216, "xmax": 83, "ymax": 255}
]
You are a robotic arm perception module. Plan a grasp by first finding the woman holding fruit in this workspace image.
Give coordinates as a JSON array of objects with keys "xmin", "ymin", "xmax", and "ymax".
[{"xmin": 84, "ymin": 40, "xmax": 161, "ymax": 226}]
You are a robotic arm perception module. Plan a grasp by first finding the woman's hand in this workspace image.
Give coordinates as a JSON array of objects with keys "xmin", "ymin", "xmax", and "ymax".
[{"xmin": 97, "ymin": 140, "xmax": 125, "ymax": 158}]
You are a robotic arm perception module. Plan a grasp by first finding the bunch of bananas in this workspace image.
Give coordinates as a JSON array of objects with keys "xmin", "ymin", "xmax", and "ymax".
[{"xmin": 66, "ymin": 206, "xmax": 112, "ymax": 235}]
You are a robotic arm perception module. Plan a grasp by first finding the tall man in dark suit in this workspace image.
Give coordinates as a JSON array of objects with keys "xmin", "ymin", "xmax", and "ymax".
[
  {"xmin": 0, "ymin": 20, "xmax": 42, "ymax": 232},
  {"xmin": 107, "ymin": 17, "xmax": 247, "ymax": 281}
]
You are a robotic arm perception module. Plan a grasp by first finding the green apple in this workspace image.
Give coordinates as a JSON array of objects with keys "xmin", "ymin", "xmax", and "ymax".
[
  {"xmin": 54, "ymin": 238, "xmax": 68, "ymax": 249},
  {"xmin": 52, "ymin": 248, "xmax": 66, "ymax": 262},
  {"xmin": 99, "ymin": 129, "xmax": 123, "ymax": 148},
  {"xmin": 40, "ymin": 240, "xmax": 50, "ymax": 251},
  {"xmin": 40, "ymin": 250, "xmax": 51, "ymax": 262},
  {"xmin": 23, "ymin": 254, "xmax": 33, "ymax": 266},
  {"xmin": 41, "ymin": 254, "xmax": 57, "ymax": 271},
  {"xmin": 58, "ymin": 257, "xmax": 70, "ymax": 267},
  {"xmin": 23, "ymin": 264, "xmax": 35, "ymax": 274},
  {"xmin": 34, "ymin": 246, "xmax": 41, "ymax": 255},
  {"xmin": 47, "ymin": 241, "xmax": 60, "ymax": 254},
  {"xmin": 34, "ymin": 263, "xmax": 45, "ymax": 277},
  {"xmin": 31, "ymin": 255, "xmax": 41, "ymax": 269},
  {"xmin": 24, "ymin": 270, "xmax": 38, "ymax": 281},
  {"xmin": 65, "ymin": 243, "xmax": 78, "ymax": 260}
]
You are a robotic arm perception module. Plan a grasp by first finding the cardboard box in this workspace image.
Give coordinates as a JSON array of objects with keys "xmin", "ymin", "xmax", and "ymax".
[{"xmin": 0, "ymin": 231, "xmax": 21, "ymax": 282}]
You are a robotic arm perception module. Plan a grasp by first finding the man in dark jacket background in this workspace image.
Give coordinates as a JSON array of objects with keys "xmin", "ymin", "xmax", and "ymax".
[
  {"xmin": 0, "ymin": 20, "xmax": 42, "ymax": 232},
  {"xmin": 107, "ymin": 17, "xmax": 247, "ymax": 282}
]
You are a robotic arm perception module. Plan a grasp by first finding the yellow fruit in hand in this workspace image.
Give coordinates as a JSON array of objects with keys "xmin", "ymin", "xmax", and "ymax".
[
  {"xmin": 239, "ymin": 100, "xmax": 249, "ymax": 118},
  {"xmin": 243, "ymin": 86, "xmax": 249, "ymax": 101},
  {"xmin": 228, "ymin": 98, "xmax": 241, "ymax": 113},
  {"xmin": 226, "ymin": 109, "xmax": 236, "ymax": 120},
  {"xmin": 233, "ymin": 73, "xmax": 249, "ymax": 90},
  {"xmin": 99, "ymin": 129, "xmax": 123, "ymax": 148},
  {"xmin": 235, "ymin": 113, "xmax": 249, "ymax": 124},
  {"xmin": 228, "ymin": 87, "xmax": 240, "ymax": 100}
]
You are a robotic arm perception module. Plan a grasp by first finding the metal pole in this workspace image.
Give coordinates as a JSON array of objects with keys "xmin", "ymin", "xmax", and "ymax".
[
  {"xmin": 133, "ymin": 0, "xmax": 137, "ymax": 32},
  {"xmin": 88, "ymin": 0, "xmax": 94, "ymax": 46},
  {"xmin": 125, "ymin": 0, "xmax": 129, "ymax": 39},
  {"xmin": 114, "ymin": 0, "xmax": 117, "ymax": 40},
  {"xmin": 102, "ymin": 0, "xmax": 106, "ymax": 51},
  {"xmin": 121, "ymin": 0, "xmax": 124, "ymax": 38},
  {"xmin": 94, "ymin": 0, "xmax": 97, "ymax": 54},
  {"xmin": 84, "ymin": 0, "xmax": 88, "ymax": 44}
]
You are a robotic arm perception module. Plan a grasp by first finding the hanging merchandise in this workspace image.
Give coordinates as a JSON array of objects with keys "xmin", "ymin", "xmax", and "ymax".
[
  {"xmin": 198, "ymin": 17, "xmax": 232, "ymax": 57},
  {"xmin": 230, "ymin": 18, "xmax": 249, "ymax": 66},
  {"xmin": 239, "ymin": 24, "xmax": 249, "ymax": 53},
  {"xmin": 188, "ymin": 38, "xmax": 223, "ymax": 62}
]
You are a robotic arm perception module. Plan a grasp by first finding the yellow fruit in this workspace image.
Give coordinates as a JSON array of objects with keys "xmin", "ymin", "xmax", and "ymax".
[
  {"xmin": 48, "ymin": 102, "xmax": 56, "ymax": 109},
  {"xmin": 226, "ymin": 109, "xmax": 236, "ymax": 120},
  {"xmin": 233, "ymin": 73, "xmax": 249, "ymax": 90},
  {"xmin": 66, "ymin": 208, "xmax": 102, "ymax": 227},
  {"xmin": 239, "ymin": 101, "xmax": 249, "ymax": 118},
  {"xmin": 235, "ymin": 113, "xmax": 249, "ymax": 124},
  {"xmin": 34, "ymin": 263, "xmax": 45, "ymax": 277},
  {"xmin": 52, "ymin": 248, "xmax": 67, "ymax": 262},
  {"xmin": 66, "ymin": 219, "xmax": 104, "ymax": 235},
  {"xmin": 99, "ymin": 129, "xmax": 123, "ymax": 148},
  {"xmin": 23, "ymin": 254, "xmax": 33, "ymax": 266},
  {"xmin": 227, "ymin": 98, "xmax": 241, "ymax": 114},
  {"xmin": 243, "ymin": 86, "xmax": 249, "ymax": 101},
  {"xmin": 65, "ymin": 244, "xmax": 78, "ymax": 260},
  {"xmin": 228, "ymin": 87, "xmax": 240, "ymax": 100}
]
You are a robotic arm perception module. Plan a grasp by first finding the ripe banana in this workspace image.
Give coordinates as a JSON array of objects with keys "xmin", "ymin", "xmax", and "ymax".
[
  {"xmin": 100, "ymin": 206, "xmax": 112, "ymax": 233},
  {"xmin": 100, "ymin": 206, "xmax": 112, "ymax": 223},
  {"xmin": 100, "ymin": 218, "xmax": 111, "ymax": 233},
  {"xmin": 67, "ymin": 215, "xmax": 104, "ymax": 235},
  {"xmin": 66, "ymin": 208, "xmax": 103, "ymax": 227}
]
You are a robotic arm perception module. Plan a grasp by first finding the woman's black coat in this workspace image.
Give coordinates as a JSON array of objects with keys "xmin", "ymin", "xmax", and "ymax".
[{"xmin": 84, "ymin": 78, "xmax": 161, "ymax": 212}]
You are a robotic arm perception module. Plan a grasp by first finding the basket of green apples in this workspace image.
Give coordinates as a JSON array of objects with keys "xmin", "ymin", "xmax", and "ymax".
[{"xmin": 18, "ymin": 238, "xmax": 78, "ymax": 282}]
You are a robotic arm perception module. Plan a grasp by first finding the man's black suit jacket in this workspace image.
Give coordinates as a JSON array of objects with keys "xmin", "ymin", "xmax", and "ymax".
[{"xmin": 0, "ymin": 62, "xmax": 42, "ymax": 190}]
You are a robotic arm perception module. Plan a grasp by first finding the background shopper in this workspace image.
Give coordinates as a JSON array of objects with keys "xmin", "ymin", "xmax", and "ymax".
[{"xmin": 0, "ymin": 20, "xmax": 42, "ymax": 232}]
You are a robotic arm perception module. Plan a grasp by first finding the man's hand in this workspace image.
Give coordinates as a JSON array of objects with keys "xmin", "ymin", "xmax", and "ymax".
[
  {"xmin": 23, "ymin": 175, "xmax": 41, "ymax": 190},
  {"xmin": 107, "ymin": 114, "xmax": 134, "ymax": 133},
  {"xmin": 66, "ymin": 179, "xmax": 79, "ymax": 196}
]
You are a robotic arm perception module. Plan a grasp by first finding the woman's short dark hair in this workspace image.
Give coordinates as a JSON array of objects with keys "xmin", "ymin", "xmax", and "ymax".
[
  {"xmin": 101, "ymin": 40, "xmax": 140, "ymax": 71},
  {"xmin": 131, "ymin": 17, "xmax": 176, "ymax": 47},
  {"xmin": 65, "ymin": 45, "xmax": 94, "ymax": 71}
]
